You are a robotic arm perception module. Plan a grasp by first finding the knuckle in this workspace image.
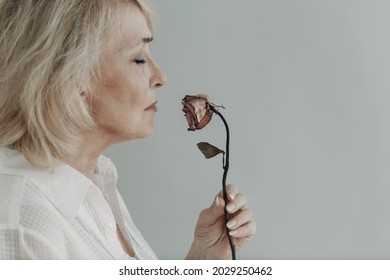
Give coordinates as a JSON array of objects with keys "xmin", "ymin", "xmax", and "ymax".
[
  {"xmin": 246, "ymin": 209, "xmax": 254, "ymax": 217},
  {"xmin": 250, "ymin": 221, "xmax": 257, "ymax": 233},
  {"xmin": 241, "ymin": 194, "xmax": 247, "ymax": 205},
  {"xmin": 252, "ymin": 220, "xmax": 257, "ymax": 228},
  {"xmin": 227, "ymin": 184, "xmax": 237, "ymax": 192},
  {"xmin": 234, "ymin": 215, "xmax": 244, "ymax": 225}
]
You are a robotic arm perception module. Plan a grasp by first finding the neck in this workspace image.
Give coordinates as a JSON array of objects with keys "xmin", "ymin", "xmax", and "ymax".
[
  {"xmin": 67, "ymin": 151, "xmax": 101, "ymax": 179},
  {"xmin": 66, "ymin": 130, "xmax": 116, "ymax": 179}
]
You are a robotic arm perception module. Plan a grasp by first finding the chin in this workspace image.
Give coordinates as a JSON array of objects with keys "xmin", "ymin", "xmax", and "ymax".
[
  {"xmin": 133, "ymin": 124, "xmax": 155, "ymax": 140},
  {"xmin": 137, "ymin": 131, "xmax": 154, "ymax": 139}
]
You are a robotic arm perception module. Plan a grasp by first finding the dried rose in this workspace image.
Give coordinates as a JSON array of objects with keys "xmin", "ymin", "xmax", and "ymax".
[
  {"xmin": 182, "ymin": 94, "xmax": 213, "ymax": 131},
  {"xmin": 182, "ymin": 94, "xmax": 235, "ymax": 259}
]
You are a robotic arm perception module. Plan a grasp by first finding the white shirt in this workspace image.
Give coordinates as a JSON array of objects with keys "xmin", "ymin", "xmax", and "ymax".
[{"xmin": 0, "ymin": 147, "xmax": 157, "ymax": 260}]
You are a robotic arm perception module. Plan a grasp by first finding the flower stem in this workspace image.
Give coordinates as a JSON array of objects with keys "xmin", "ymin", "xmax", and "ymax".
[{"xmin": 210, "ymin": 105, "xmax": 236, "ymax": 260}]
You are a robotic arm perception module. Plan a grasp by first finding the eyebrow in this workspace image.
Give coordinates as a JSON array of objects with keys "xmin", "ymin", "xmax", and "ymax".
[{"xmin": 119, "ymin": 37, "xmax": 153, "ymax": 53}]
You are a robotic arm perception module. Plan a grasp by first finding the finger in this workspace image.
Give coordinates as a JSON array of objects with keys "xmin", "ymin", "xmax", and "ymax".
[
  {"xmin": 228, "ymin": 220, "xmax": 257, "ymax": 238},
  {"xmin": 226, "ymin": 193, "xmax": 247, "ymax": 214},
  {"xmin": 226, "ymin": 209, "xmax": 253, "ymax": 230},
  {"xmin": 216, "ymin": 184, "xmax": 237, "ymax": 201},
  {"xmin": 198, "ymin": 196, "xmax": 225, "ymax": 225},
  {"xmin": 226, "ymin": 184, "xmax": 237, "ymax": 201}
]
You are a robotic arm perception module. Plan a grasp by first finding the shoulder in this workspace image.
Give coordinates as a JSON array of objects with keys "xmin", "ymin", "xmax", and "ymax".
[
  {"xmin": 0, "ymin": 174, "xmax": 26, "ymax": 228},
  {"xmin": 0, "ymin": 174, "xmax": 67, "ymax": 259},
  {"xmin": 0, "ymin": 174, "xmax": 62, "ymax": 231}
]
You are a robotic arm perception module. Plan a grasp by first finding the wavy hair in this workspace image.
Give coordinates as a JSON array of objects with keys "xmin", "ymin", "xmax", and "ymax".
[{"xmin": 0, "ymin": 0, "xmax": 152, "ymax": 168}]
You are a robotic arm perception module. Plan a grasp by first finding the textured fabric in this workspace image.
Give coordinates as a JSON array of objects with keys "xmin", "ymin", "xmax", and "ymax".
[{"xmin": 0, "ymin": 147, "xmax": 157, "ymax": 260}]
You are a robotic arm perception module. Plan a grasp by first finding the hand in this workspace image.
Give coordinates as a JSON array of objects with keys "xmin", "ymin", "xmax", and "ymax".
[{"xmin": 186, "ymin": 184, "xmax": 256, "ymax": 260}]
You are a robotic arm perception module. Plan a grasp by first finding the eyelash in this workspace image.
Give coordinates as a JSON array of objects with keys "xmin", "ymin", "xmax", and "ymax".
[{"xmin": 133, "ymin": 58, "xmax": 146, "ymax": 65}]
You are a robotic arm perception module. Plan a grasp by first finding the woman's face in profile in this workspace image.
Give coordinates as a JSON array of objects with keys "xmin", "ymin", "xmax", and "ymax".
[{"xmin": 87, "ymin": 3, "xmax": 166, "ymax": 143}]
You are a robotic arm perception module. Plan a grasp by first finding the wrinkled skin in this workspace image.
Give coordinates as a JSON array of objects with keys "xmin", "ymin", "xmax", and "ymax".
[{"xmin": 186, "ymin": 185, "xmax": 257, "ymax": 260}]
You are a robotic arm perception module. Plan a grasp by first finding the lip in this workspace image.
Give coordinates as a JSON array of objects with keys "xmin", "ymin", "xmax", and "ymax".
[{"xmin": 145, "ymin": 101, "xmax": 158, "ymax": 112}]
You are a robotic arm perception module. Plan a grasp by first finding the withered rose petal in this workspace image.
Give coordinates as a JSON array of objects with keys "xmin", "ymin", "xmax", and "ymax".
[
  {"xmin": 196, "ymin": 111, "xmax": 212, "ymax": 129},
  {"xmin": 182, "ymin": 105, "xmax": 197, "ymax": 131},
  {"xmin": 182, "ymin": 95, "xmax": 213, "ymax": 131}
]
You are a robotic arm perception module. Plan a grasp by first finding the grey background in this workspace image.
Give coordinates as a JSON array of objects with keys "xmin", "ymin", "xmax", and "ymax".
[{"xmin": 105, "ymin": 0, "xmax": 390, "ymax": 259}]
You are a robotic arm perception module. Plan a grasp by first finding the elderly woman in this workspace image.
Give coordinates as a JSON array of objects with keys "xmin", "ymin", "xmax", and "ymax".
[{"xmin": 0, "ymin": 0, "xmax": 256, "ymax": 259}]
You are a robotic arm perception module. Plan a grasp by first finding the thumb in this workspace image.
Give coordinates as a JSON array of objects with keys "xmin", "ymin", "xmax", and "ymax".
[{"xmin": 198, "ymin": 196, "xmax": 225, "ymax": 225}]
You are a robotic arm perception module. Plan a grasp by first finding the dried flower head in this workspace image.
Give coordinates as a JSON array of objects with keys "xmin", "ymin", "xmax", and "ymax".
[{"xmin": 182, "ymin": 94, "xmax": 213, "ymax": 131}]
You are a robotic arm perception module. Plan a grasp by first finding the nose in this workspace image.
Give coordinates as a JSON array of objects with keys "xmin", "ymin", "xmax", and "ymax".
[{"xmin": 151, "ymin": 62, "xmax": 167, "ymax": 89}]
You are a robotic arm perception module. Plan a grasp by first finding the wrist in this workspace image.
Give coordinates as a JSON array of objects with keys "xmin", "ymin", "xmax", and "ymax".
[
  {"xmin": 186, "ymin": 240, "xmax": 221, "ymax": 260},
  {"xmin": 185, "ymin": 241, "xmax": 202, "ymax": 260},
  {"xmin": 186, "ymin": 240, "xmax": 211, "ymax": 260}
]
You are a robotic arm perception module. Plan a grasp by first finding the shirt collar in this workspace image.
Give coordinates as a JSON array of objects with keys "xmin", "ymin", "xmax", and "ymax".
[{"xmin": 0, "ymin": 147, "xmax": 117, "ymax": 219}]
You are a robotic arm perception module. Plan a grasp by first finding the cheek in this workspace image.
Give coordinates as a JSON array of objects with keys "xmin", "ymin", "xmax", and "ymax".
[
  {"xmin": 98, "ymin": 79, "xmax": 135, "ymax": 110},
  {"xmin": 109, "ymin": 88, "xmax": 148, "ymax": 127},
  {"xmin": 124, "ymin": 80, "xmax": 150, "ymax": 112},
  {"xmin": 90, "ymin": 68, "xmax": 150, "ymax": 120}
]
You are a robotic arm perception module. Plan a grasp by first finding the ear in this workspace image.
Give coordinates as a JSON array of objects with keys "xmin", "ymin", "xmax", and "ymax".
[
  {"xmin": 81, "ymin": 90, "xmax": 91, "ymax": 100},
  {"xmin": 80, "ymin": 91, "xmax": 94, "ymax": 110}
]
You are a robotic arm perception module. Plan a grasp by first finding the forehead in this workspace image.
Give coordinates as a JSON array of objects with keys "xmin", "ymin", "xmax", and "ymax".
[{"xmin": 107, "ymin": 3, "xmax": 152, "ymax": 51}]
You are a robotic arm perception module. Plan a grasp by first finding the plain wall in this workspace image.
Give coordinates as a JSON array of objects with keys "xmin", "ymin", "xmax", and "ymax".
[{"xmin": 105, "ymin": 0, "xmax": 390, "ymax": 259}]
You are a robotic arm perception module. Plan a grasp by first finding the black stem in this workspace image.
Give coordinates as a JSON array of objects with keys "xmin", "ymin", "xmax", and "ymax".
[{"xmin": 210, "ymin": 106, "xmax": 236, "ymax": 260}]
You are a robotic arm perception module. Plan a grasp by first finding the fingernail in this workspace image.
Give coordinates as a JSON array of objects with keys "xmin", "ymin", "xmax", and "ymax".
[
  {"xmin": 226, "ymin": 203, "xmax": 235, "ymax": 212},
  {"xmin": 229, "ymin": 230, "xmax": 238, "ymax": 236},
  {"xmin": 226, "ymin": 220, "xmax": 237, "ymax": 229},
  {"xmin": 228, "ymin": 191, "xmax": 236, "ymax": 200}
]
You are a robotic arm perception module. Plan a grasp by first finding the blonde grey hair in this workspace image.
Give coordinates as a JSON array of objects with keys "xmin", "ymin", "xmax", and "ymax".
[{"xmin": 0, "ymin": 0, "xmax": 152, "ymax": 168}]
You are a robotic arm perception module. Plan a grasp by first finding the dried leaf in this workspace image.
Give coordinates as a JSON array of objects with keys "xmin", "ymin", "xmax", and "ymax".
[{"xmin": 197, "ymin": 142, "xmax": 225, "ymax": 159}]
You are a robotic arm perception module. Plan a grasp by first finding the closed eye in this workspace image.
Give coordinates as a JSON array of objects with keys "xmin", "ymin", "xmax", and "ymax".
[{"xmin": 134, "ymin": 58, "xmax": 146, "ymax": 65}]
